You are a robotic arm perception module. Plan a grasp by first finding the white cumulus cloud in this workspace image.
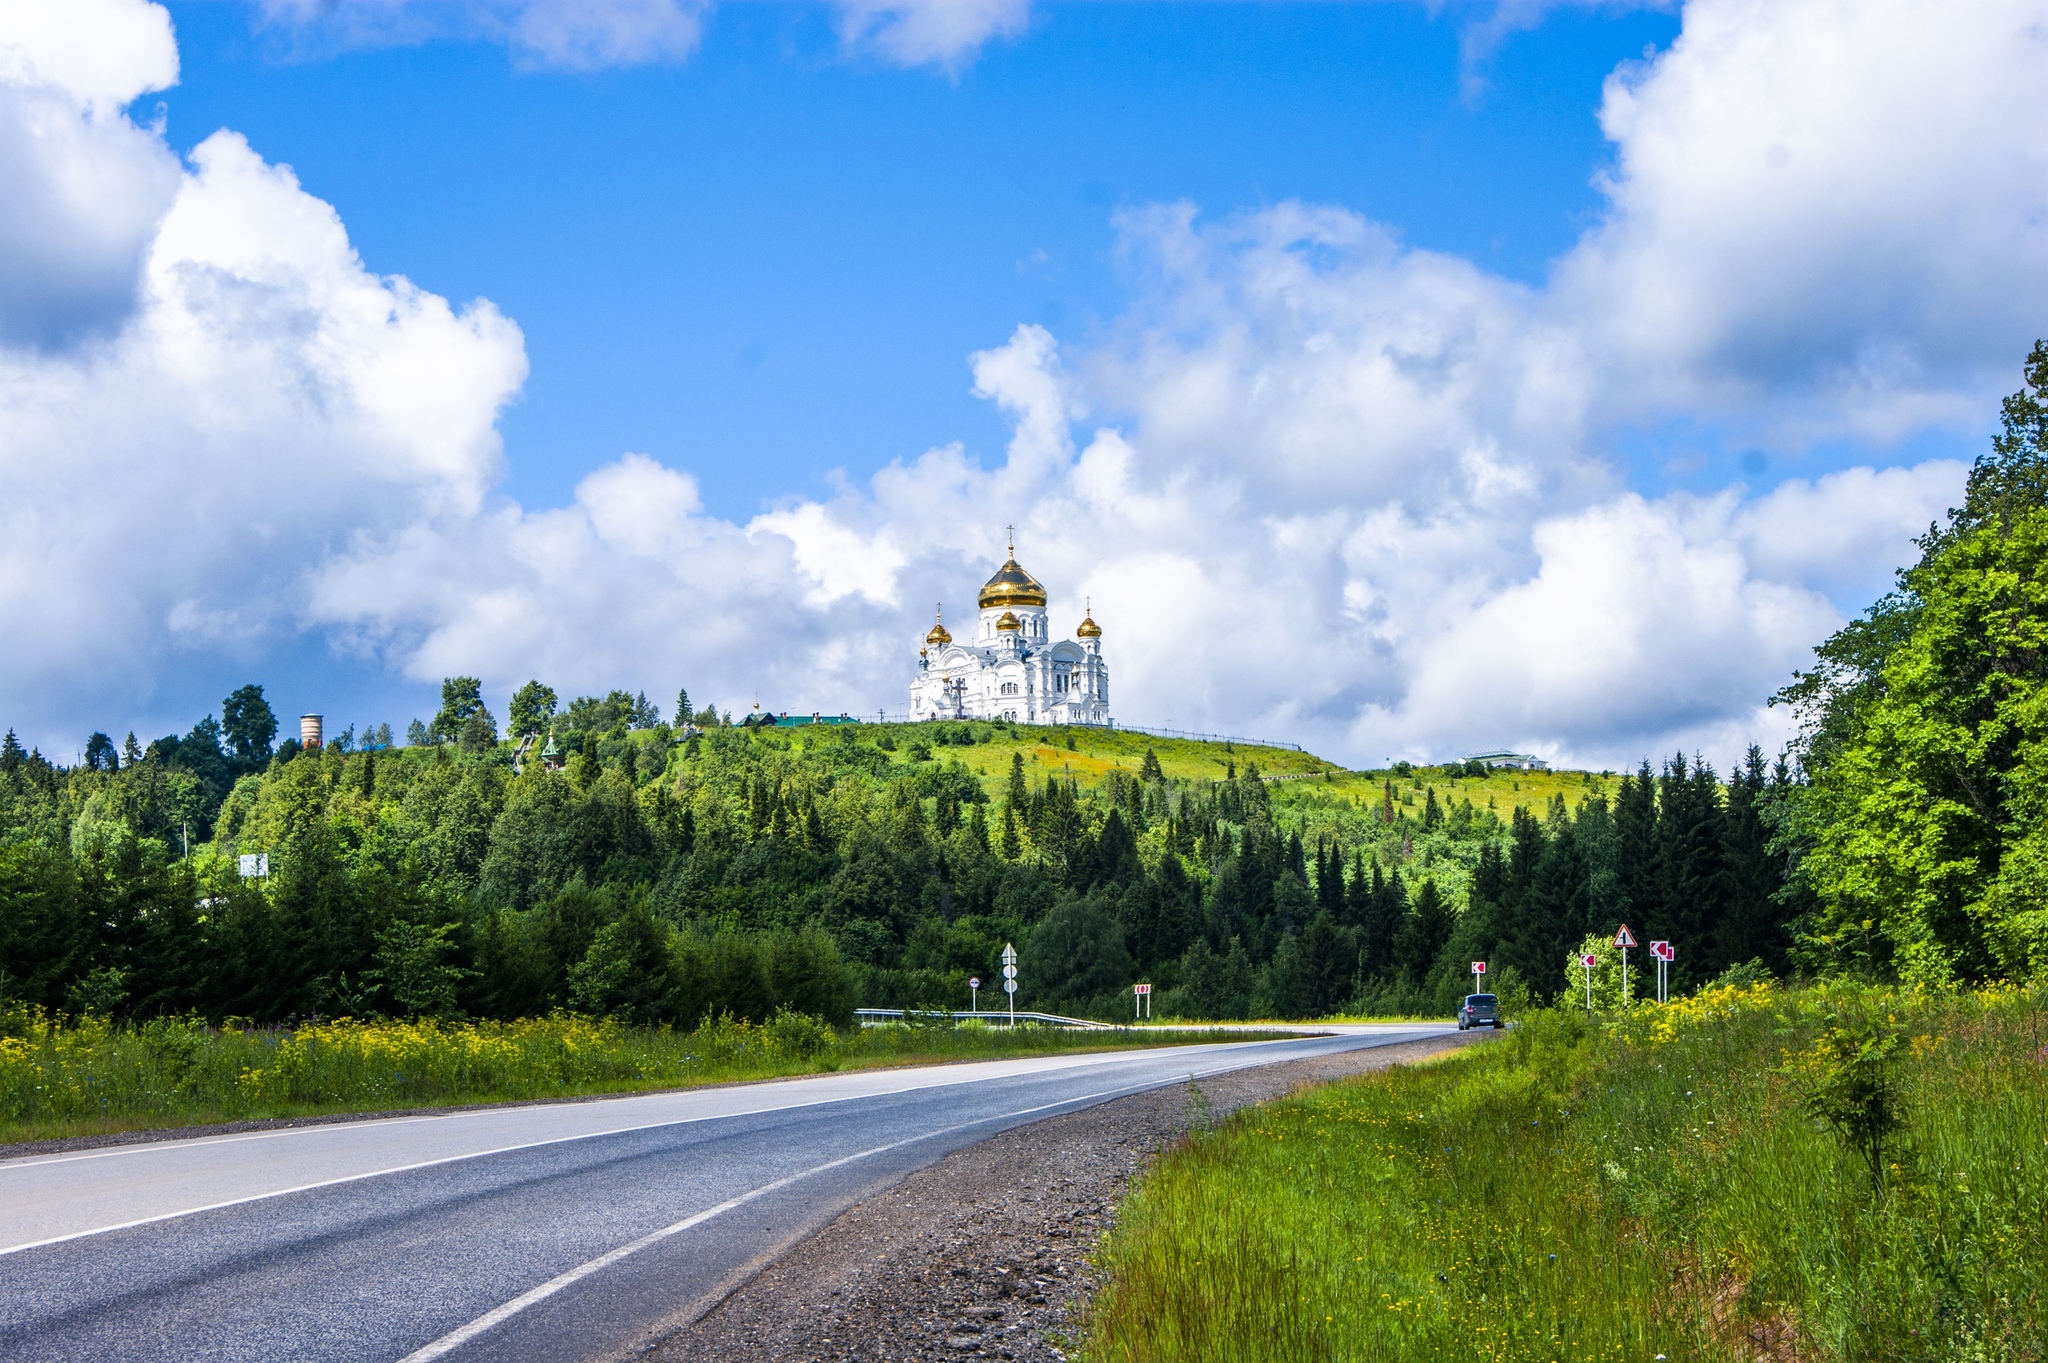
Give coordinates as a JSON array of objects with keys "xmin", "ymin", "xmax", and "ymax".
[{"xmin": 0, "ymin": 0, "xmax": 2026, "ymax": 772}]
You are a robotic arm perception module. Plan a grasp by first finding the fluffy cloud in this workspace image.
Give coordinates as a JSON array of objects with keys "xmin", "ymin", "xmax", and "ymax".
[
  {"xmin": 0, "ymin": 0, "xmax": 524, "ymax": 741},
  {"xmin": 0, "ymin": 0, "xmax": 180, "ymax": 345},
  {"xmin": 0, "ymin": 0, "xmax": 2026, "ymax": 770},
  {"xmin": 252, "ymin": 0, "xmax": 708, "ymax": 70},
  {"xmin": 831, "ymin": 0, "xmax": 1033, "ymax": 71},
  {"xmin": 1559, "ymin": 0, "xmax": 2048, "ymax": 438}
]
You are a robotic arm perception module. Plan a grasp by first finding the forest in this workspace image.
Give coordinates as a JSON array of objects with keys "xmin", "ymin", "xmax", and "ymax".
[
  {"xmin": 0, "ymin": 685, "xmax": 1794, "ymax": 1024},
  {"xmin": 4, "ymin": 342, "xmax": 2046, "ymax": 1024}
]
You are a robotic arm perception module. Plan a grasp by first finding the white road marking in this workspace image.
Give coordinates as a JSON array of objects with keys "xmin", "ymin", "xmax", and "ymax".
[{"xmin": 394, "ymin": 1062, "xmax": 1256, "ymax": 1363}]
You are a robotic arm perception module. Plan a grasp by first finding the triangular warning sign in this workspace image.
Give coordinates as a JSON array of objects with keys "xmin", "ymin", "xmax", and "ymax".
[{"xmin": 1614, "ymin": 924, "xmax": 1637, "ymax": 949}]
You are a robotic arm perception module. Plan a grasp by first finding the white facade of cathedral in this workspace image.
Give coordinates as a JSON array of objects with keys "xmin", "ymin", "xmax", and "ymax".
[{"xmin": 909, "ymin": 552, "xmax": 1109, "ymax": 725}]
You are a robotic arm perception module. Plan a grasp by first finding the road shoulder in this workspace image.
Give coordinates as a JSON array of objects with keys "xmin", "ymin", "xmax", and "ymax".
[{"xmin": 630, "ymin": 1031, "xmax": 1485, "ymax": 1363}]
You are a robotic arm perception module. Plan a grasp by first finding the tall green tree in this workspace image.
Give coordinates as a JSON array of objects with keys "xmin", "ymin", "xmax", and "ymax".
[
  {"xmin": 431, "ymin": 677, "xmax": 485, "ymax": 743},
  {"xmin": 221, "ymin": 685, "xmax": 277, "ymax": 767},
  {"xmin": 508, "ymin": 681, "xmax": 557, "ymax": 738},
  {"xmin": 1785, "ymin": 340, "xmax": 2048, "ymax": 983}
]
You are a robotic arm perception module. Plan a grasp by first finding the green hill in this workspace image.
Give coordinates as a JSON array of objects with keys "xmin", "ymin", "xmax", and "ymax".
[{"xmin": 0, "ymin": 704, "xmax": 1787, "ymax": 1028}]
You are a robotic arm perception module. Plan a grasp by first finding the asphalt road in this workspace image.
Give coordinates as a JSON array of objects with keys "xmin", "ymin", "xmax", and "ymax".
[{"xmin": 0, "ymin": 1025, "xmax": 1449, "ymax": 1363}]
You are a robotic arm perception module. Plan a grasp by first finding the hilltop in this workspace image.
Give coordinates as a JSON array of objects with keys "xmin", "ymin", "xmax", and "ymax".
[{"xmin": 3, "ymin": 692, "xmax": 1787, "ymax": 1033}]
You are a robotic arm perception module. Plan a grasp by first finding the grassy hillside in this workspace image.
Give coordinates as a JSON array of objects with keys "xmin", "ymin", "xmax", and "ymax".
[
  {"xmin": 3, "ymin": 688, "xmax": 1786, "ymax": 1036},
  {"xmin": 1083, "ymin": 981, "xmax": 2048, "ymax": 1362}
]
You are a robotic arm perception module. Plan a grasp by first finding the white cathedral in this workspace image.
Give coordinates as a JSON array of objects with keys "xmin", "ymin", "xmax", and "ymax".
[{"xmin": 909, "ymin": 547, "xmax": 1109, "ymax": 725}]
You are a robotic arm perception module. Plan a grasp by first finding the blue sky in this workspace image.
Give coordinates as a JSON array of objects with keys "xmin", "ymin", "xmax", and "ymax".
[
  {"xmin": 156, "ymin": 1, "xmax": 1681, "ymax": 520},
  {"xmin": 3, "ymin": 0, "xmax": 2043, "ymax": 766}
]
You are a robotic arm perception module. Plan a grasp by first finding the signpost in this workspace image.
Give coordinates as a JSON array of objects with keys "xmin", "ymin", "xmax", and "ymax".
[
  {"xmin": 1133, "ymin": 982, "xmax": 1152, "ymax": 1020},
  {"xmin": 1001, "ymin": 943, "xmax": 1018, "ymax": 1027},
  {"xmin": 1613, "ymin": 924, "xmax": 1637, "ymax": 1006},
  {"xmin": 1650, "ymin": 940, "xmax": 1675, "ymax": 1003},
  {"xmin": 1471, "ymin": 960, "xmax": 1487, "ymax": 990},
  {"xmin": 1580, "ymin": 953, "xmax": 1598, "ymax": 1011},
  {"xmin": 238, "ymin": 852, "xmax": 269, "ymax": 879},
  {"xmin": 969, "ymin": 976, "xmax": 981, "ymax": 1013}
]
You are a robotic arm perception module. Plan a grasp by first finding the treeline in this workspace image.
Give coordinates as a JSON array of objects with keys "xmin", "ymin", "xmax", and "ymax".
[{"xmin": 2, "ymin": 694, "xmax": 1798, "ymax": 1023}]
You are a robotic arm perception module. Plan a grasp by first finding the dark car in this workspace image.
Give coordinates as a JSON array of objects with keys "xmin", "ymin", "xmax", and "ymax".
[{"xmin": 1458, "ymin": 993, "xmax": 1502, "ymax": 1030}]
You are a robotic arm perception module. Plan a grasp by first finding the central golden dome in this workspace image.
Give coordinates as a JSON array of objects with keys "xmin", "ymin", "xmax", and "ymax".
[
  {"xmin": 925, "ymin": 605, "xmax": 952, "ymax": 646},
  {"xmin": 978, "ymin": 554, "xmax": 1047, "ymax": 610}
]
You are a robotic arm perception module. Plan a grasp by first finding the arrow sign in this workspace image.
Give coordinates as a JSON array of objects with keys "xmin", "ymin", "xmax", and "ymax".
[
  {"xmin": 1471, "ymin": 961, "xmax": 1486, "ymax": 975},
  {"xmin": 968, "ymin": 977, "xmax": 980, "ymax": 989},
  {"xmin": 1614, "ymin": 924, "xmax": 1637, "ymax": 949},
  {"xmin": 1581, "ymin": 953, "xmax": 1597, "ymax": 968}
]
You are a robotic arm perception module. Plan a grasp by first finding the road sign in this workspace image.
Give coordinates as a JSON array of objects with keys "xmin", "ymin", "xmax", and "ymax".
[
  {"xmin": 1003, "ymin": 979, "xmax": 1017, "ymax": 994},
  {"xmin": 1580, "ymin": 953, "xmax": 1597, "ymax": 968},
  {"xmin": 1648, "ymin": 940, "xmax": 1674, "ymax": 1002},
  {"xmin": 238, "ymin": 853, "xmax": 268, "ymax": 878},
  {"xmin": 1613, "ymin": 925, "xmax": 1636, "ymax": 1006},
  {"xmin": 1133, "ymin": 981, "xmax": 1152, "ymax": 1020},
  {"xmin": 1001, "ymin": 964, "xmax": 1017, "ymax": 979},
  {"xmin": 1133, "ymin": 983, "xmax": 1152, "ymax": 994},
  {"xmin": 1580, "ymin": 951, "xmax": 1597, "ymax": 1011},
  {"xmin": 1471, "ymin": 960, "xmax": 1486, "ymax": 976},
  {"xmin": 969, "ymin": 977, "xmax": 981, "ymax": 988},
  {"xmin": 1002, "ymin": 943, "xmax": 1018, "ymax": 1022}
]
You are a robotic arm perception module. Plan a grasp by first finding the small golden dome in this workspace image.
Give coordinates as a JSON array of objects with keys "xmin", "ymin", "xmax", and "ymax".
[
  {"xmin": 1076, "ymin": 610, "xmax": 1101, "ymax": 639},
  {"xmin": 925, "ymin": 604, "xmax": 952, "ymax": 646},
  {"xmin": 978, "ymin": 553, "xmax": 1047, "ymax": 610},
  {"xmin": 996, "ymin": 610, "xmax": 1022, "ymax": 632}
]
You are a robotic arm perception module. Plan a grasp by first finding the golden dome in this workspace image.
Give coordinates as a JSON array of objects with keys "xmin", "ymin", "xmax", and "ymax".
[
  {"xmin": 925, "ymin": 605, "xmax": 952, "ymax": 646},
  {"xmin": 978, "ymin": 554, "xmax": 1047, "ymax": 610},
  {"xmin": 996, "ymin": 610, "xmax": 1022, "ymax": 632},
  {"xmin": 1076, "ymin": 606, "xmax": 1101, "ymax": 639}
]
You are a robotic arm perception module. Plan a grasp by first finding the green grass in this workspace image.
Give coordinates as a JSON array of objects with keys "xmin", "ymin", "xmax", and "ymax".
[
  {"xmin": 0, "ymin": 1006, "xmax": 1299, "ymax": 1147},
  {"xmin": 1082, "ymin": 982, "xmax": 2048, "ymax": 1363}
]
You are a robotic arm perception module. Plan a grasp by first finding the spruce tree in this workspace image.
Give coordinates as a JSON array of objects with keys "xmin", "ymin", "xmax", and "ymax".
[
  {"xmin": 1360, "ymin": 864, "xmax": 1406, "ymax": 980},
  {"xmin": 1614, "ymin": 759, "xmax": 1659, "ymax": 928},
  {"xmin": 1713, "ymin": 745, "xmax": 1784, "ymax": 974},
  {"xmin": 1315, "ymin": 838, "xmax": 1344, "ymax": 916},
  {"xmin": 1513, "ymin": 819, "xmax": 1587, "ymax": 997},
  {"xmin": 1000, "ymin": 801, "xmax": 1021, "ymax": 860},
  {"xmin": 1396, "ymin": 879, "xmax": 1453, "ymax": 983}
]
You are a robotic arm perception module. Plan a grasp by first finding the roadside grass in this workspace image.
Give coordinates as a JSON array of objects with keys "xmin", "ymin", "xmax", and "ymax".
[
  {"xmin": 0, "ymin": 1006, "xmax": 1301, "ymax": 1146},
  {"xmin": 1083, "ymin": 982, "xmax": 2048, "ymax": 1363}
]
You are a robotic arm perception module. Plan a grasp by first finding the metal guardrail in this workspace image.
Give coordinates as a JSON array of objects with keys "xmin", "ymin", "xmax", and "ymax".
[{"xmin": 853, "ymin": 1008, "xmax": 1118, "ymax": 1031}]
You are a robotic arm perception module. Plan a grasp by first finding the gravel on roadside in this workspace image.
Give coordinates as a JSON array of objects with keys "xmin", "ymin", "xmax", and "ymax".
[{"xmin": 626, "ymin": 1032, "xmax": 1485, "ymax": 1363}]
